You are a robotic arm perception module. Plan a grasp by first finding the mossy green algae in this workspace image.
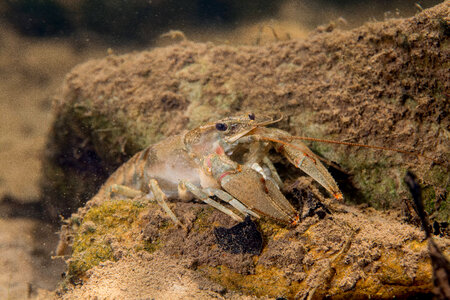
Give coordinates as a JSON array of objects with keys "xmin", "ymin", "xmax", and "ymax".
[{"xmin": 67, "ymin": 199, "xmax": 147, "ymax": 282}]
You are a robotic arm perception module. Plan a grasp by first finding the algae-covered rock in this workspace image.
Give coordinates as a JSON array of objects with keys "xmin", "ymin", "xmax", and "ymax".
[
  {"xmin": 42, "ymin": 2, "xmax": 449, "ymax": 222},
  {"xmin": 47, "ymin": 2, "xmax": 450, "ymax": 299},
  {"xmin": 59, "ymin": 185, "xmax": 450, "ymax": 299}
]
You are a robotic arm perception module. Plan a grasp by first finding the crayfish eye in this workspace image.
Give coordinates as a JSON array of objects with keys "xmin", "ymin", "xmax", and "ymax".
[
  {"xmin": 215, "ymin": 123, "xmax": 228, "ymax": 131},
  {"xmin": 248, "ymin": 113, "xmax": 255, "ymax": 120}
]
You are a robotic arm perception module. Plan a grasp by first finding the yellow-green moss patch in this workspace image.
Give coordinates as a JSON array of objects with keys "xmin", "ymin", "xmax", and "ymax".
[
  {"xmin": 68, "ymin": 199, "xmax": 148, "ymax": 281},
  {"xmin": 200, "ymin": 264, "xmax": 299, "ymax": 299}
]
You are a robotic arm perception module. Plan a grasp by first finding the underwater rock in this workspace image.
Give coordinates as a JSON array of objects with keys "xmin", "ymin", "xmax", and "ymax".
[
  {"xmin": 42, "ymin": 2, "xmax": 449, "ymax": 222},
  {"xmin": 45, "ymin": 2, "xmax": 450, "ymax": 299}
]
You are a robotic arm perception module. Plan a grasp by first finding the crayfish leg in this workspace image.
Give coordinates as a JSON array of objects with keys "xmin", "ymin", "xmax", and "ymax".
[
  {"xmin": 107, "ymin": 184, "xmax": 143, "ymax": 199},
  {"xmin": 204, "ymin": 187, "xmax": 260, "ymax": 218},
  {"xmin": 181, "ymin": 181, "xmax": 243, "ymax": 222},
  {"xmin": 149, "ymin": 179, "xmax": 186, "ymax": 230}
]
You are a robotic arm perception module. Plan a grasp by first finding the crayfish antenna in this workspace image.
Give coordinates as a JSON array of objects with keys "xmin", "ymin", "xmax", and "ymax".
[
  {"xmin": 286, "ymin": 136, "xmax": 440, "ymax": 164},
  {"xmin": 255, "ymin": 114, "xmax": 284, "ymax": 126}
]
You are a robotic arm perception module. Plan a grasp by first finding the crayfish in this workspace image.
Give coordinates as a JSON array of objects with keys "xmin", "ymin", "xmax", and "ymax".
[{"xmin": 95, "ymin": 113, "xmax": 431, "ymax": 226}]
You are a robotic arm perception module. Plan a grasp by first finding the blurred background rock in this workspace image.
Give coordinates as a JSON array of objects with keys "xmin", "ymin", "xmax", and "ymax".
[{"xmin": 1, "ymin": 0, "xmax": 444, "ymax": 44}]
